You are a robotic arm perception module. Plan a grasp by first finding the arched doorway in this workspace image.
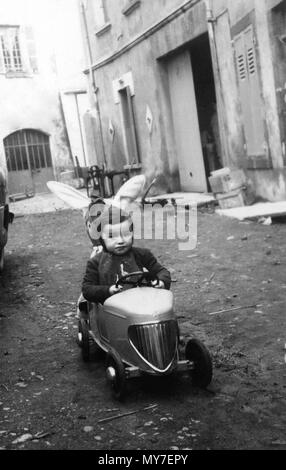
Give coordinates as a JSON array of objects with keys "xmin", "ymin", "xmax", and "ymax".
[{"xmin": 4, "ymin": 129, "xmax": 54, "ymax": 196}]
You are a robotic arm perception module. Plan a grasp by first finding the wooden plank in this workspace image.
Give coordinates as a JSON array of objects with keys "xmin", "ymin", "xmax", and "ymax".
[{"xmin": 216, "ymin": 201, "xmax": 286, "ymax": 220}]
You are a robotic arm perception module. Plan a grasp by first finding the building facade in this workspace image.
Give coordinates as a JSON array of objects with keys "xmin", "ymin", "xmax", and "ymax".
[
  {"xmin": 0, "ymin": 0, "xmax": 89, "ymax": 196},
  {"xmin": 79, "ymin": 0, "xmax": 286, "ymax": 201},
  {"xmin": 210, "ymin": 0, "xmax": 286, "ymax": 201}
]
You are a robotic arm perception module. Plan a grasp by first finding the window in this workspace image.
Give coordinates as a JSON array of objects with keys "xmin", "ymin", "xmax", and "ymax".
[
  {"xmin": 0, "ymin": 25, "xmax": 38, "ymax": 76},
  {"xmin": 0, "ymin": 26, "xmax": 23, "ymax": 72},
  {"xmin": 112, "ymin": 72, "xmax": 141, "ymax": 165},
  {"xmin": 119, "ymin": 86, "xmax": 140, "ymax": 165},
  {"xmin": 93, "ymin": 0, "xmax": 107, "ymax": 29}
]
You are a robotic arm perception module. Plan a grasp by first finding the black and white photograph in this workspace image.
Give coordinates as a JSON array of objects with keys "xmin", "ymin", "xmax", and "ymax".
[{"xmin": 0, "ymin": 0, "xmax": 286, "ymax": 456}]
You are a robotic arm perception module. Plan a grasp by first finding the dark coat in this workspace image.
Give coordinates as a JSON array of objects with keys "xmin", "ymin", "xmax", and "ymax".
[{"xmin": 82, "ymin": 246, "xmax": 171, "ymax": 304}]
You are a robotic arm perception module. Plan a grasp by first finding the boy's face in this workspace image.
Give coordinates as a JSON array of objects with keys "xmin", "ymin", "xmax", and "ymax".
[{"xmin": 102, "ymin": 219, "xmax": 133, "ymax": 254}]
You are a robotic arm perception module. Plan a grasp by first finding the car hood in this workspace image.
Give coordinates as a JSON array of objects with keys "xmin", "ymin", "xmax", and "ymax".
[{"xmin": 104, "ymin": 287, "xmax": 174, "ymax": 320}]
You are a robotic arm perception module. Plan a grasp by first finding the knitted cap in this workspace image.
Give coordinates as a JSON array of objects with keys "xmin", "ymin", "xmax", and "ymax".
[{"xmin": 85, "ymin": 200, "xmax": 132, "ymax": 245}]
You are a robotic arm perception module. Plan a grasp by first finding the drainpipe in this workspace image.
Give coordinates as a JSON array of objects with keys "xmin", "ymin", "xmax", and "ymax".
[
  {"xmin": 204, "ymin": 0, "xmax": 229, "ymax": 167},
  {"xmin": 80, "ymin": 0, "xmax": 107, "ymax": 167},
  {"xmin": 74, "ymin": 92, "xmax": 87, "ymax": 166}
]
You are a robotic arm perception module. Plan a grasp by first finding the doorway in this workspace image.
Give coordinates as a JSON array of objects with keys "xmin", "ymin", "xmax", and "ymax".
[
  {"xmin": 4, "ymin": 129, "xmax": 54, "ymax": 196},
  {"xmin": 190, "ymin": 34, "xmax": 222, "ymax": 180},
  {"xmin": 4, "ymin": 129, "xmax": 54, "ymax": 195},
  {"xmin": 119, "ymin": 86, "xmax": 140, "ymax": 165},
  {"xmin": 166, "ymin": 33, "xmax": 222, "ymax": 192},
  {"xmin": 167, "ymin": 49, "xmax": 207, "ymax": 192}
]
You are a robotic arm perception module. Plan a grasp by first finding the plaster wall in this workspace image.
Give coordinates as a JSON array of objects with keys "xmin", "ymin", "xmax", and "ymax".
[
  {"xmin": 247, "ymin": 0, "xmax": 286, "ymax": 201},
  {"xmin": 0, "ymin": 0, "xmax": 88, "ymax": 178},
  {"xmin": 0, "ymin": 78, "xmax": 70, "ymax": 174},
  {"xmin": 246, "ymin": 168, "xmax": 286, "ymax": 201},
  {"xmin": 269, "ymin": 1, "xmax": 286, "ymax": 160},
  {"xmin": 85, "ymin": 0, "xmax": 192, "ymax": 62},
  {"xmin": 51, "ymin": 0, "xmax": 90, "ymax": 168},
  {"xmin": 81, "ymin": 0, "xmax": 286, "ymax": 200},
  {"xmin": 211, "ymin": 0, "xmax": 255, "ymax": 25},
  {"xmin": 210, "ymin": 0, "xmax": 285, "ymax": 201},
  {"xmin": 84, "ymin": 0, "xmax": 208, "ymax": 191},
  {"xmin": 210, "ymin": 9, "xmax": 245, "ymax": 169}
]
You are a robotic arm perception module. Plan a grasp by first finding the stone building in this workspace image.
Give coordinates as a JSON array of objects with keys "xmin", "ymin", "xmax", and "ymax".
[
  {"xmin": 0, "ymin": 0, "xmax": 89, "ymax": 196},
  {"xmin": 79, "ymin": 0, "xmax": 286, "ymax": 201}
]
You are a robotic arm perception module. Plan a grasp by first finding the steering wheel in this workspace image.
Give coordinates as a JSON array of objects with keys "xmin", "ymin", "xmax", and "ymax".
[{"xmin": 115, "ymin": 271, "xmax": 159, "ymax": 288}]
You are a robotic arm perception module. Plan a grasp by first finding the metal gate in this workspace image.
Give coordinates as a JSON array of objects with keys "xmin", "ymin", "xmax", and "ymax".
[{"xmin": 4, "ymin": 129, "xmax": 54, "ymax": 195}]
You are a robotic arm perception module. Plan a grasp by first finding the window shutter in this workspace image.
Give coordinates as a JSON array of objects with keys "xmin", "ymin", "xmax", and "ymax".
[
  {"xmin": 25, "ymin": 26, "xmax": 38, "ymax": 73},
  {"xmin": 236, "ymin": 39, "xmax": 247, "ymax": 81},
  {"xmin": 119, "ymin": 86, "xmax": 140, "ymax": 165},
  {"xmin": 244, "ymin": 26, "xmax": 267, "ymax": 163},
  {"xmin": 234, "ymin": 25, "xmax": 271, "ymax": 169},
  {"xmin": 0, "ymin": 32, "xmax": 6, "ymax": 73},
  {"xmin": 234, "ymin": 33, "xmax": 254, "ymax": 154},
  {"xmin": 247, "ymin": 45, "xmax": 255, "ymax": 76},
  {"xmin": 0, "ymin": 34, "xmax": 4, "ymax": 73}
]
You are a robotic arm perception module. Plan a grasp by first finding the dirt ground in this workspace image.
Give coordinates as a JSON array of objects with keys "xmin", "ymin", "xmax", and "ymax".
[{"xmin": 1, "ymin": 203, "xmax": 286, "ymax": 450}]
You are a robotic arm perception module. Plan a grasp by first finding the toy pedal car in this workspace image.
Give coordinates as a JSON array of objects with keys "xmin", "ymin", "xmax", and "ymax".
[{"xmin": 77, "ymin": 271, "xmax": 212, "ymax": 400}]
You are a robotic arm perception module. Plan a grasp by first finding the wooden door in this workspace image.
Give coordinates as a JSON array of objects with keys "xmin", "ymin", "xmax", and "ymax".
[
  {"xmin": 4, "ymin": 129, "xmax": 54, "ymax": 195},
  {"xmin": 167, "ymin": 50, "xmax": 207, "ymax": 192},
  {"xmin": 234, "ymin": 25, "xmax": 270, "ymax": 167}
]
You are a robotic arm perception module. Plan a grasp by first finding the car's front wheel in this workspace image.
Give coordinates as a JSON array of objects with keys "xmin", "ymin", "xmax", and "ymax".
[
  {"xmin": 185, "ymin": 338, "xmax": 212, "ymax": 388},
  {"xmin": 106, "ymin": 350, "xmax": 127, "ymax": 401}
]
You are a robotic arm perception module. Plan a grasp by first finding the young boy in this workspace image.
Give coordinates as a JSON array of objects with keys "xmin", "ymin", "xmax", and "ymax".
[{"xmin": 81, "ymin": 204, "xmax": 171, "ymax": 304}]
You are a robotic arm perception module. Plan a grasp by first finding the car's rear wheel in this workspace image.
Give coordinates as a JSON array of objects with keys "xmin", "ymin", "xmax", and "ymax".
[
  {"xmin": 77, "ymin": 317, "xmax": 102, "ymax": 362},
  {"xmin": 78, "ymin": 318, "xmax": 91, "ymax": 362},
  {"xmin": 185, "ymin": 338, "xmax": 212, "ymax": 388},
  {"xmin": 106, "ymin": 350, "xmax": 126, "ymax": 401}
]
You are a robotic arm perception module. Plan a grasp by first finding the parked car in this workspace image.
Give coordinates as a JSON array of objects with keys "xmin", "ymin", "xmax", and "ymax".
[{"xmin": 0, "ymin": 164, "xmax": 13, "ymax": 271}]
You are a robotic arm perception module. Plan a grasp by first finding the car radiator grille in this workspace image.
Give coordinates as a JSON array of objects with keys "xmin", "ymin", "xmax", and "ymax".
[{"xmin": 128, "ymin": 320, "xmax": 178, "ymax": 371}]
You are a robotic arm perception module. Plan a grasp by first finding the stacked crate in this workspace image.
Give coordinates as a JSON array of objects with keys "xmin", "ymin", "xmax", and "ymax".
[{"xmin": 208, "ymin": 168, "xmax": 247, "ymax": 209}]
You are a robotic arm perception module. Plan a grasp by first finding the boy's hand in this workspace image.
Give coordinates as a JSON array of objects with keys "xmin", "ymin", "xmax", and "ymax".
[
  {"xmin": 151, "ymin": 279, "xmax": 165, "ymax": 289},
  {"xmin": 109, "ymin": 284, "xmax": 123, "ymax": 295}
]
